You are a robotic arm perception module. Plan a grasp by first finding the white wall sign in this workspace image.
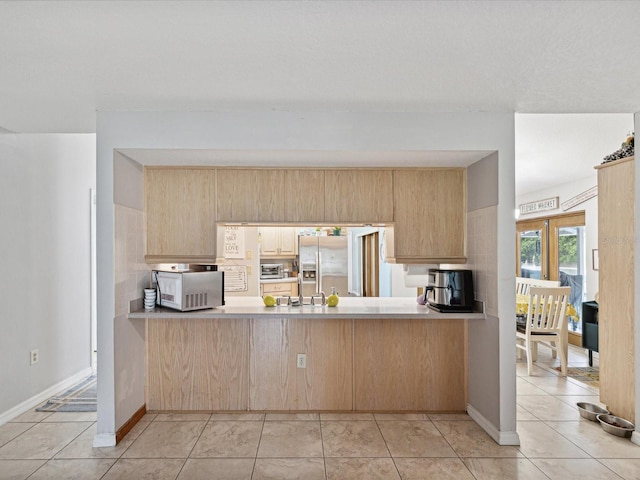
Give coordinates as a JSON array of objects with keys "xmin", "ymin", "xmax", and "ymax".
[
  {"xmin": 561, "ymin": 186, "xmax": 597, "ymax": 211},
  {"xmin": 218, "ymin": 265, "xmax": 248, "ymax": 292},
  {"xmin": 519, "ymin": 197, "xmax": 558, "ymax": 215},
  {"xmin": 224, "ymin": 226, "xmax": 245, "ymax": 259}
]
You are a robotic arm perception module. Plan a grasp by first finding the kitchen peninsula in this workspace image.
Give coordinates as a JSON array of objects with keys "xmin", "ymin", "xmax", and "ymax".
[{"xmin": 130, "ymin": 297, "xmax": 484, "ymax": 413}]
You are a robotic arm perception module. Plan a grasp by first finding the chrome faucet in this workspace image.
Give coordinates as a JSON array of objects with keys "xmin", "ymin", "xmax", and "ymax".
[{"xmin": 298, "ymin": 273, "xmax": 304, "ymax": 305}]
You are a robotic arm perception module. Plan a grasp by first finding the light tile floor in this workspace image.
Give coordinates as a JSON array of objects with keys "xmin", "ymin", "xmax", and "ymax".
[{"xmin": 1, "ymin": 346, "xmax": 638, "ymax": 479}]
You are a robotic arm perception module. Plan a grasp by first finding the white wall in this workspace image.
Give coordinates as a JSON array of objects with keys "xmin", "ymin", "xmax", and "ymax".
[
  {"xmin": 516, "ymin": 176, "xmax": 599, "ymax": 301},
  {"xmin": 0, "ymin": 133, "xmax": 95, "ymax": 421},
  {"xmin": 96, "ymin": 111, "xmax": 516, "ymax": 444}
]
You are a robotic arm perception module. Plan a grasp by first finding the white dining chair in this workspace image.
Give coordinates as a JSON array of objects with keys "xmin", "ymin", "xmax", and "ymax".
[{"xmin": 516, "ymin": 286, "xmax": 571, "ymax": 376}]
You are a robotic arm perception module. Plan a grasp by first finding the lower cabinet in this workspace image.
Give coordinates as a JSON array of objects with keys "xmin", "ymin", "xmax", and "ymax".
[
  {"xmin": 146, "ymin": 318, "xmax": 249, "ymax": 411},
  {"xmin": 145, "ymin": 317, "xmax": 468, "ymax": 412},
  {"xmin": 354, "ymin": 319, "xmax": 467, "ymax": 411},
  {"xmin": 250, "ymin": 318, "xmax": 353, "ymax": 410},
  {"xmin": 260, "ymin": 281, "xmax": 298, "ymax": 297}
]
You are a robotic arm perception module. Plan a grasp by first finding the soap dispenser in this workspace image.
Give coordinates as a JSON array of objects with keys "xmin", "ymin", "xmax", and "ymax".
[{"xmin": 327, "ymin": 287, "xmax": 339, "ymax": 307}]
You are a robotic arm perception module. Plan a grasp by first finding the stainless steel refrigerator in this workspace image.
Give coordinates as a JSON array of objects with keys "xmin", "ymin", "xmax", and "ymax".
[{"xmin": 298, "ymin": 235, "xmax": 351, "ymax": 297}]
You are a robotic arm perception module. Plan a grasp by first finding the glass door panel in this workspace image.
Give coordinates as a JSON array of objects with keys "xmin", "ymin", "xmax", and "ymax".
[
  {"xmin": 519, "ymin": 230, "xmax": 543, "ymax": 279},
  {"xmin": 554, "ymin": 224, "xmax": 586, "ymax": 335}
]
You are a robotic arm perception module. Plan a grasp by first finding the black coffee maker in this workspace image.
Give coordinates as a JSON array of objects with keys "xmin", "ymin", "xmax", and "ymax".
[{"xmin": 423, "ymin": 269, "xmax": 474, "ymax": 313}]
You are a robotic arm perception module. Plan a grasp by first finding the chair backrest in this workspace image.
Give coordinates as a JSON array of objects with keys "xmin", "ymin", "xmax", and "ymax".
[
  {"xmin": 516, "ymin": 276, "xmax": 560, "ymax": 295},
  {"xmin": 526, "ymin": 286, "xmax": 571, "ymax": 334}
]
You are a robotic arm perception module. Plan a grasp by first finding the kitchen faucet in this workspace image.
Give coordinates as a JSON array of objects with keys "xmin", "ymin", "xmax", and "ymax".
[{"xmin": 298, "ymin": 273, "xmax": 304, "ymax": 305}]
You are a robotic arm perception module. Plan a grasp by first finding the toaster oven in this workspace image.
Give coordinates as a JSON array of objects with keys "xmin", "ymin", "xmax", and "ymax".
[{"xmin": 260, "ymin": 263, "xmax": 284, "ymax": 279}]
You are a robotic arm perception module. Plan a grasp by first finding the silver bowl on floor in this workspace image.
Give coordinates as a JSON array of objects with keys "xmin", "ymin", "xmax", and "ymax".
[
  {"xmin": 576, "ymin": 402, "xmax": 609, "ymax": 421},
  {"xmin": 596, "ymin": 414, "xmax": 635, "ymax": 438}
]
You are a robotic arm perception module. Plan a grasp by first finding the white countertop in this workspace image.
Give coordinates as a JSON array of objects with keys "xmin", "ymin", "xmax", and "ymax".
[{"xmin": 129, "ymin": 296, "xmax": 485, "ymax": 320}]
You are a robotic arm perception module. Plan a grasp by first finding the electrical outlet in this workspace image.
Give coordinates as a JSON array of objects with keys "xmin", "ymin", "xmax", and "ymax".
[
  {"xmin": 30, "ymin": 349, "xmax": 39, "ymax": 365},
  {"xmin": 247, "ymin": 265, "xmax": 252, "ymax": 275},
  {"xmin": 246, "ymin": 250, "xmax": 252, "ymax": 259},
  {"xmin": 296, "ymin": 353, "xmax": 306, "ymax": 369}
]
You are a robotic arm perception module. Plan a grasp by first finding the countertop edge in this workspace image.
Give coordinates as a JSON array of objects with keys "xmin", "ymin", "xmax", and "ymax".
[{"xmin": 128, "ymin": 306, "xmax": 486, "ymax": 320}]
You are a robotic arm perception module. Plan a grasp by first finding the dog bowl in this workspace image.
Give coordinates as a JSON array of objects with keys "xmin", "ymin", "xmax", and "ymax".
[
  {"xmin": 597, "ymin": 414, "xmax": 635, "ymax": 438},
  {"xmin": 576, "ymin": 402, "xmax": 609, "ymax": 421}
]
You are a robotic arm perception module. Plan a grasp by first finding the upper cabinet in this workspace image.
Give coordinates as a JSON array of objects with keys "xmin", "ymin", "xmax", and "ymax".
[
  {"xmin": 216, "ymin": 169, "xmax": 286, "ymax": 223},
  {"xmin": 325, "ymin": 170, "xmax": 393, "ymax": 223},
  {"xmin": 145, "ymin": 167, "xmax": 218, "ymax": 263},
  {"xmin": 387, "ymin": 169, "xmax": 466, "ymax": 264},
  {"xmin": 144, "ymin": 166, "xmax": 467, "ymax": 264},
  {"xmin": 285, "ymin": 170, "xmax": 325, "ymax": 222},
  {"xmin": 259, "ymin": 226, "xmax": 298, "ymax": 257}
]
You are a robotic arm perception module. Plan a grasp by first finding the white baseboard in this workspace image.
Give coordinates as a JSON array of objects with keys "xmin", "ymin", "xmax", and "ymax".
[
  {"xmin": 467, "ymin": 404, "xmax": 521, "ymax": 446},
  {"xmin": 0, "ymin": 367, "xmax": 94, "ymax": 426},
  {"xmin": 93, "ymin": 433, "xmax": 116, "ymax": 448},
  {"xmin": 631, "ymin": 431, "xmax": 640, "ymax": 447}
]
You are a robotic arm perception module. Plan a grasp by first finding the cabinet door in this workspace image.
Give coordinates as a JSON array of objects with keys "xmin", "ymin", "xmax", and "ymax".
[
  {"xmin": 250, "ymin": 318, "xmax": 352, "ymax": 410},
  {"xmin": 261, "ymin": 282, "xmax": 293, "ymax": 296},
  {"xmin": 389, "ymin": 169, "xmax": 466, "ymax": 263},
  {"xmin": 325, "ymin": 170, "xmax": 393, "ymax": 223},
  {"xmin": 145, "ymin": 168, "xmax": 217, "ymax": 261},
  {"xmin": 216, "ymin": 169, "xmax": 285, "ymax": 222},
  {"xmin": 285, "ymin": 170, "xmax": 325, "ymax": 222},
  {"xmin": 279, "ymin": 227, "xmax": 298, "ymax": 255},
  {"xmin": 597, "ymin": 157, "xmax": 635, "ymax": 422},
  {"xmin": 259, "ymin": 227, "xmax": 280, "ymax": 256}
]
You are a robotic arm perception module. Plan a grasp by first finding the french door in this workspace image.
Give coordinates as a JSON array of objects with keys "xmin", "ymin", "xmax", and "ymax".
[{"xmin": 516, "ymin": 211, "xmax": 587, "ymax": 344}]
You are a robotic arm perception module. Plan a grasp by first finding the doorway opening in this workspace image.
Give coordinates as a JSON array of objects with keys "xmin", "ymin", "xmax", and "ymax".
[{"xmin": 516, "ymin": 211, "xmax": 586, "ymax": 345}]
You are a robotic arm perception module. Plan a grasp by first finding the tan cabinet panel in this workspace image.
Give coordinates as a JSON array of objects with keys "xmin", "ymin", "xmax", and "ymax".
[
  {"xmin": 250, "ymin": 318, "xmax": 353, "ymax": 410},
  {"xmin": 146, "ymin": 318, "xmax": 249, "ymax": 411},
  {"xmin": 260, "ymin": 282, "xmax": 298, "ymax": 297},
  {"xmin": 388, "ymin": 169, "xmax": 466, "ymax": 263},
  {"xmin": 285, "ymin": 170, "xmax": 325, "ymax": 222},
  {"xmin": 216, "ymin": 169, "xmax": 285, "ymax": 222},
  {"xmin": 259, "ymin": 227, "xmax": 280, "ymax": 256},
  {"xmin": 259, "ymin": 226, "xmax": 298, "ymax": 257},
  {"xmin": 144, "ymin": 167, "xmax": 217, "ymax": 262},
  {"xmin": 596, "ymin": 156, "xmax": 635, "ymax": 422},
  {"xmin": 325, "ymin": 170, "xmax": 393, "ymax": 223},
  {"xmin": 279, "ymin": 227, "xmax": 298, "ymax": 255},
  {"xmin": 354, "ymin": 318, "xmax": 467, "ymax": 411}
]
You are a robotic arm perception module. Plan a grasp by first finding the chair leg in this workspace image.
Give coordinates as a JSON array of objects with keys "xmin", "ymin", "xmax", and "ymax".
[
  {"xmin": 558, "ymin": 339, "xmax": 568, "ymax": 376},
  {"xmin": 531, "ymin": 342, "xmax": 538, "ymax": 362},
  {"xmin": 526, "ymin": 339, "xmax": 534, "ymax": 375},
  {"xmin": 550, "ymin": 341, "xmax": 557, "ymax": 359}
]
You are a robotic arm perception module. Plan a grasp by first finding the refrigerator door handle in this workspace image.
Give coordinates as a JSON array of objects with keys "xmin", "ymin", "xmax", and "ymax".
[{"xmin": 316, "ymin": 251, "xmax": 321, "ymax": 294}]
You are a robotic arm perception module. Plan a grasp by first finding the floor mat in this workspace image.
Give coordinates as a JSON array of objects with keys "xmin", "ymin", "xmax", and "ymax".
[
  {"xmin": 36, "ymin": 375, "xmax": 96, "ymax": 412},
  {"xmin": 555, "ymin": 366, "xmax": 599, "ymax": 388}
]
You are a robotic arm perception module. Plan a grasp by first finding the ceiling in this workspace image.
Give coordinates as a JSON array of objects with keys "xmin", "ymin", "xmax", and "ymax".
[{"xmin": 1, "ymin": 1, "xmax": 638, "ymax": 194}]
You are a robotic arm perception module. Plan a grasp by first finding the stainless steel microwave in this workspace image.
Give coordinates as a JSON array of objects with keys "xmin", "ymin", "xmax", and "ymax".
[{"xmin": 153, "ymin": 270, "xmax": 224, "ymax": 311}]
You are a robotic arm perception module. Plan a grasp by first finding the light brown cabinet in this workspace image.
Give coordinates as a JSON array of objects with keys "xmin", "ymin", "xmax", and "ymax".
[
  {"xmin": 596, "ymin": 156, "xmax": 635, "ymax": 422},
  {"xmin": 249, "ymin": 318, "xmax": 353, "ymax": 410},
  {"xmin": 325, "ymin": 170, "xmax": 393, "ymax": 223},
  {"xmin": 260, "ymin": 281, "xmax": 298, "ymax": 297},
  {"xmin": 146, "ymin": 318, "xmax": 249, "ymax": 410},
  {"xmin": 216, "ymin": 169, "xmax": 285, "ymax": 222},
  {"xmin": 144, "ymin": 315, "xmax": 468, "ymax": 412},
  {"xmin": 354, "ymin": 318, "xmax": 467, "ymax": 411},
  {"xmin": 144, "ymin": 167, "xmax": 218, "ymax": 263},
  {"xmin": 285, "ymin": 170, "xmax": 325, "ymax": 222},
  {"xmin": 386, "ymin": 169, "xmax": 466, "ymax": 264},
  {"xmin": 259, "ymin": 226, "xmax": 298, "ymax": 257}
]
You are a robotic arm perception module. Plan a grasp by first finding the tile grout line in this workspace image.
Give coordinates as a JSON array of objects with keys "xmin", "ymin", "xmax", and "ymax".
[
  {"xmin": 372, "ymin": 414, "xmax": 401, "ymax": 478},
  {"xmin": 249, "ymin": 414, "xmax": 266, "ymax": 480}
]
